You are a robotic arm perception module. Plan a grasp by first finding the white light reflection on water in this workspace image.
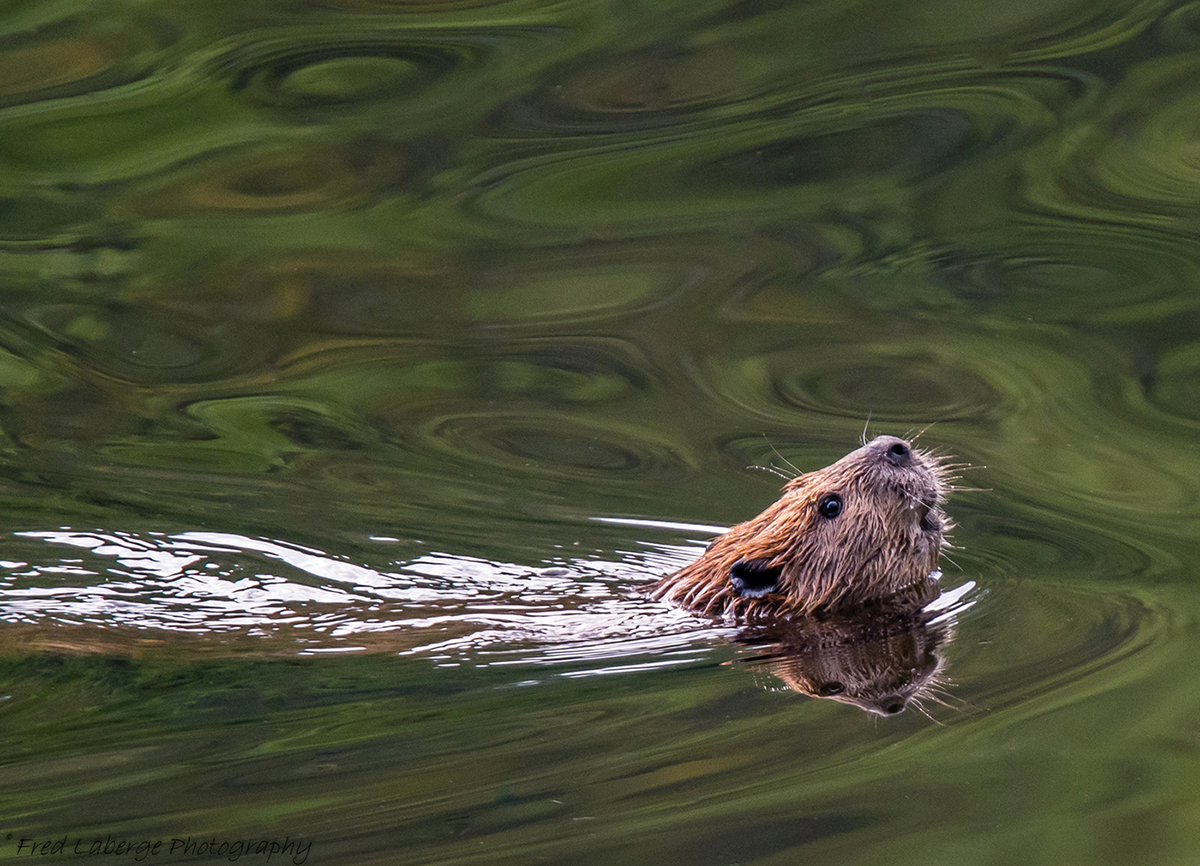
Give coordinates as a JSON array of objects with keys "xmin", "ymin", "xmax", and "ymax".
[
  {"xmin": 0, "ymin": 526, "xmax": 734, "ymax": 674},
  {"xmin": 591, "ymin": 516, "xmax": 730, "ymax": 534}
]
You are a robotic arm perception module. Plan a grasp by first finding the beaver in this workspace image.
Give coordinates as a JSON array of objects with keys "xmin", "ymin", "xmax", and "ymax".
[{"xmin": 649, "ymin": 435, "xmax": 952, "ymax": 619}]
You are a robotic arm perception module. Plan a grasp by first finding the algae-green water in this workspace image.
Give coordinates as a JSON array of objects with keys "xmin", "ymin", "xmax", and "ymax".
[{"xmin": 1, "ymin": 0, "xmax": 1199, "ymax": 864}]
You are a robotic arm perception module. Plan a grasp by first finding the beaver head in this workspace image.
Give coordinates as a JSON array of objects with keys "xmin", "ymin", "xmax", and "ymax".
[{"xmin": 650, "ymin": 435, "xmax": 951, "ymax": 619}]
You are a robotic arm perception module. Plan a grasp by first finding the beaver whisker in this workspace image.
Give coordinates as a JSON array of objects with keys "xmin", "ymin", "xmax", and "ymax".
[
  {"xmin": 931, "ymin": 687, "xmax": 977, "ymax": 714},
  {"xmin": 904, "ymin": 421, "xmax": 937, "ymax": 443},
  {"xmin": 923, "ymin": 685, "xmax": 962, "ymax": 709},
  {"xmin": 763, "ymin": 435, "xmax": 802, "ymax": 477},
  {"xmin": 920, "ymin": 676, "xmax": 973, "ymax": 713},
  {"xmin": 937, "ymin": 548, "xmax": 962, "ymax": 571},
  {"xmin": 749, "ymin": 463, "xmax": 796, "ymax": 482},
  {"xmin": 908, "ymin": 697, "xmax": 946, "ymax": 725}
]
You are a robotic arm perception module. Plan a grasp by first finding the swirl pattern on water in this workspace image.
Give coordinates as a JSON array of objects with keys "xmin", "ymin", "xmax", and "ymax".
[
  {"xmin": 1155, "ymin": 342, "xmax": 1200, "ymax": 423},
  {"xmin": 755, "ymin": 349, "xmax": 1005, "ymax": 423},
  {"xmin": 129, "ymin": 138, "xmax": 434, "ymax": 216},
  {"xmin": 490, "ymin": 41, "xmax": 797, "ymax": 134},
  {"xmin": 228, "ymin": 41, "xmax": 478, "ymax": 111},
  {"xmin": 940, "ymin": 223, "xmax": 1200, "ymax": 323},
  {"xmin": 470, "ymin": 68, "xmax": 1093, "ymax": 231},
  {"xmin": 0, "ymin": 11, "xmax": 174, "ymax": 108},
  {"xmin": 417, "ymin": 411, "xmax": 693, "ymax": 478},
  {"xmin": 1030, "ymin": 52, "xmax": 1200, "ymax": 222},
  {"xmin": 952, "ymin": 506, "xmax": 1173, "ymax": 582}
]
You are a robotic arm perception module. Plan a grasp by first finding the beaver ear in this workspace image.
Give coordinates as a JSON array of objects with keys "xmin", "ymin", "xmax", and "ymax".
[{"xmin": 729, "ymin": 558, "xmax": 781, "ymax": 598}]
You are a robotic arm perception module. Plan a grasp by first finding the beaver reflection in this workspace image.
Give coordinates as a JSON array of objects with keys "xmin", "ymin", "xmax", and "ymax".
[{"xmin": 732, "ymin": 577, "xmax": 969, "ymax": 717}]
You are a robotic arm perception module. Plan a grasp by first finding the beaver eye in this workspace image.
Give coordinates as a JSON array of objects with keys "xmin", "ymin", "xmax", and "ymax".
[
  {"xmin": 817, "ymin": 682, "xmax": 845, "ymax": 696},
  {"xmin": 817, "ymin": 493, "xmax": 843, "ymax": 519}
]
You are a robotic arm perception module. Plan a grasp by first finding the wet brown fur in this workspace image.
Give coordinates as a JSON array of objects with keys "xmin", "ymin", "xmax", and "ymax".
[{"xmin": 649, "ymin": 436, "xmax": 951, "ymax": 619}]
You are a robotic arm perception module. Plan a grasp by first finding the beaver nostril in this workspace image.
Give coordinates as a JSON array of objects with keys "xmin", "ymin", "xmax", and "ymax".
[
  {"xmin": 882, "ymin": 699, "xmax": 905, "ymax": 714},
  {"xmin": 729, "ymin": 558, "xmax": 781, "ymax": 598},
  {"xmin": 885, "ymin": 441, "xmax": 910, "ymax": 465}
]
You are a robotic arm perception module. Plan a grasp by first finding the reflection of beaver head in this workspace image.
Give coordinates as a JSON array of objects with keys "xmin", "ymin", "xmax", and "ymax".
[
  {"xmin": 650, "ymin": 436, "xmax": 952, "ymax": 619},
  {"xmin": 766, "ymin": 624, "xmax": 949, "ymax": 716},
  {"xmin": 735, "ymin": 579, "xmax": 954, "ymax": 716}
]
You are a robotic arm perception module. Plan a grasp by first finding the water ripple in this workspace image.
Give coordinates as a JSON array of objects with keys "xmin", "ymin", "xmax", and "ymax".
[
  {"xmin": 1031, "ymin": 52, "xmax": 1200, "ymax": 223},
  {"xmin": 489, "ymin": 40, "xmax": 794, "ymax": 134},
  {"xmin": 470, "ymin": 68, "xmax": 1091, "ymax": 230},
  {"xmin": 130, "ymin": 136, "xmax": 434, "ymax": 216},
  {"xmin": 1155, "ymin": 342, "xmax": 1200, "ymax": 423},
  {"xmin": 414, "ymin": 410, "xmax": 694, "ymax": 480},
  {"xmin": 231, "ymin": 42, "xmax": 474, "ymax": 110},
  {"xmin": 941, "ymin": 222, "xmax": 1200, "ymax": 324},
  {"xmin": 216, "ymin": 25, "xmax": 559, "ymax": 124},
  {"xmin": 0, "ymin": 12, "xmax": 174, "ymax": 109},
  {"xmin": 952, "ymin": 578, "xmax": 1160, "ymax": 715}
]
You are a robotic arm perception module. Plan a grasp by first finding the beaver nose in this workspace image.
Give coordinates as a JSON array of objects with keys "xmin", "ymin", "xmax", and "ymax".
[{"xmin": 881, "ymin": 438, "xmax": 911, "ymax": 466}]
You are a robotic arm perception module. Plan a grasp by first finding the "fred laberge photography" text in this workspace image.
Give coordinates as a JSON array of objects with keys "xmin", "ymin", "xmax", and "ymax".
[{"xmin": 12, "ymin": 835, "xmax": 311, "ymax": 864}]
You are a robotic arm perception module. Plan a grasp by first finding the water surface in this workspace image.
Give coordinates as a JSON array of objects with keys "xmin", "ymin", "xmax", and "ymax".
[{"xmin": 2, "ymin": 0, "xmax": 1200, "ymax": 863}]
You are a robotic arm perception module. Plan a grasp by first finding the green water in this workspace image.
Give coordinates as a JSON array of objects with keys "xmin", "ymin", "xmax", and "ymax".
[{"xmin": 1, "ymin": 0, "xmax": 1200, "ymax": 863}]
